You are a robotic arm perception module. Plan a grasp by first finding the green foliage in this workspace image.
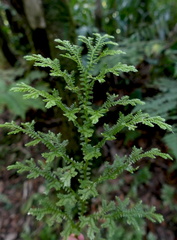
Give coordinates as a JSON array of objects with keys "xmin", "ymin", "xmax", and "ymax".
[
  {"xmin": 0, "ymin": 34, "xmax": 172, "ymax": 239},
  {"xmin": 102, "ymin": 0, "xmax": 177, "ymax": 40},
  {"xmin": 163, "ymin": 128, "xmax": 177, "ymax": 167},
  {"xmin": 133, "ymin": 78, "xmax": 177, "ymax": 120},
  {"xmin": 161, "ymin": 184, "xmax": 177, "ymax": 211},
  {"xmin": 71, "ymin": 0, "xmax": 96, "ymax": 31},
  {"xmin": 0, "ymin": 68, "xmax": 46, "ymax": 118},
  {"xmin": 21, "ymin": 223, "xmax": 58, "ymax": 240},
  {"xmin": 128, "ymin": 166, "xmax": 152, "ymax": 198},
  {"xmin": 133, "ymin": 78, "xmax": 177, "ymax": 168}
]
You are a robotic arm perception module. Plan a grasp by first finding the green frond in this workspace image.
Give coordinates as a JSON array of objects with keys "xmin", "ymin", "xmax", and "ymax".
[
  {"xmin": 97, "ymin": 156, "xmax": 128, "ymax": 183},
  {"xmin": 144, "ymin": 206, "xmax": 164, "ymax": 223},
  {"xmin": 41, "ymin": 152, "xmax": 58, "ymax": 163},
  {"xmin": 79, "ymin": 34, "xmax": 118, "ymax": 70},
  {"xmin": 101, "ymin": 94, "xmax": 144, "ymax": 112},
  {"xmin": 25, "ymin": 54, "xmax": 78, "ymax": 92},
  {"xmin": 7, "ymin": 158, "xmax": 40, "ymax": 179},
  {"xmin": 142, "ymin": 115, "xmax": 172, "ymax": 131},
  {"xmin": 79, "ymin": 215, "xmax": 99, "ymax": 240},
  {"xmin": 11, "ymin": 82, "xmax": 69, "ymax": 112},
  {"xmin": 7, "ymin": 158, "xmax": 34, "ymax": 172},
  {"xmin": 99, "ymin": 198, "xmax": 163, "ymax": 231},
  {"xmin": 163, "ymin": 130, "xmax": 177, "ymax": 161},
  {"xmin": 95, "ymin": 63, "xmax": 137, "ymax": 83},
  {"xmin": 89, "ymin": 109, "xmax": 105, "ymax": 124},
  {"xmin": 101, "ymin": 218, "xmax": 117, "ymax": 238},
  {"xmin": 61, "ymin": 221, "xmax": 80, "ymax": 240},
  {"xmin": 24, "ymin": 54, "xmax": 54, "ymax": 68},
  {"xmin": 8, "ymin": 159, "xmax": 61, "ymax": 188},
  {"xmin": 92, "ymin": 33, "xmax": 118, "ymax": 47},
  {"xmin": 56, "ymin": 193, "xmax": 77, "ymax": 208},
  {"xmin": 55, "ymin": 39, "xmax": 83, "ymax": 58},
  {"xmin": 102, "ymin": 111, "xmax": 172, "ymax": 143},
  {"xmin": 98, "ymin": 49, "xmax": 125, "ymax": 59},
  {"xmin": 25, "ymin": 55, "xmax": 70, "ymax": 81},
  {"xmin": 78, "ymin": 180, "xmax": 98, "ymax": 201},
  {"xmin": 78, "ymin": 125, "xmax": 94, "ymax": 138},
  {"xmin": 45, "ymin": 180, "xmax": 62, "ymax": 193},
  {"xmin": 82, "ymin": 105, "xmax": 106, "ymax": 124},
  {"xmin": 1, "ymin": 120, "xmax": 74, "ymax": 168},
  {"xmin": 0, "ymin": 121, "xmax": 23, "ymax": 135},
  {"xmin": 115, "ymin": 96, "xmax": 144, "ymax": 106},
  {"xmin": 127, "ymin": 147, "xmax": 172, "ymax": 165},
  {"xmin": 97, "ymin": 146, "xmax": 172, "ymax": 185},
  {"xmin": 82, "ymin": 143, "xmax": 101, "ymax": 161},
  {"xmin": 101, "ymin": 93, "xmax": 119, "ymax": 109},
  {"xmin": 11, "ymin": 82, "xmax": 39, "ymax": 97},
  {"xmin": 101, "ymin": 113, "xmax": 133, "ymax": 141},
  {"xmin": 29, "ymin": 197, "xmax": 66, "ymax": 226},
  {"xmin": 54, "ymin": 166, "xmax": 78, "ymax": 188},
  {"xmin": 133, "ymin": 78, "xmax": 177, "ymax": 120},
  {"xmin": 63, "ymin": 106, "xmax": 80, "ymax": 122},
  {"xmin": 55, "ymin": 39, "xmax": 86, "ymax": 74},
  {"xmin": 161, "ymin": 184, "xmax": 176, "ymax": 208},
  {"xmin": 25, "ymin": 139, "xmax": 41, "ymax": 147}
]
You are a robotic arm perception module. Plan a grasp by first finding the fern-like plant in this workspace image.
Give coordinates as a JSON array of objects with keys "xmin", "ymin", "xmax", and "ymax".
[
  {"xmin": 0, "ymin": 33, "xmax": 172, "ymax": 240},
  {"xmin": 133, "ymin": 78, "xmax": 177, "ymax": 164}
]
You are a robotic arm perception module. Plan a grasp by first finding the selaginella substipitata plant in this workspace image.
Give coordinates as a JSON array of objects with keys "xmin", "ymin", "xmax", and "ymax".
[{"xmin": 0, "ymin": 34, "xmax": 172, "ymax": 240}]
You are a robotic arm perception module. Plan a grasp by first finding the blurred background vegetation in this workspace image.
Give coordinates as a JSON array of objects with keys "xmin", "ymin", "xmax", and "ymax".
[{"xmin": 0, "ymin": 0, "xmax": 177, "ymax": 239}]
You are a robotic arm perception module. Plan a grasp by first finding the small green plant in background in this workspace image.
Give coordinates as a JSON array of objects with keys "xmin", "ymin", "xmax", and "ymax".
[
  {"xmin": 133, "ymin": 78, "xmax": 177, "ymax": 167},
  {"xmin": 0, "ymin": 68, "xmax": 47, "ymax": 118},
  {"xmin": 0, "ymin": 34, "xmax": 172, "ymax": 239}
]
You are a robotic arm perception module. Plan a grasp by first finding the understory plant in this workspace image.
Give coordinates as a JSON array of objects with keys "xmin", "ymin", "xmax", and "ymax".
[
  {"xmin": 0, "ymin": 68, "xmax": 46, "ymax": 118},
  {"xmin": 0, "ymin": 33, "xmax": 172, "ymax": 240},
  {"xmin": 133, "ymin": 78, "xmax": 177, "ymax": 166}
]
